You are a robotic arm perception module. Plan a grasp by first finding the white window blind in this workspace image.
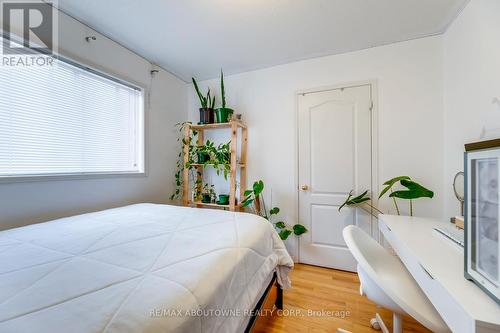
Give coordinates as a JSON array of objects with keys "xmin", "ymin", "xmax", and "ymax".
[{"xmin": 0, "ymin": 45, "xmax": 144, "ymax": 178}]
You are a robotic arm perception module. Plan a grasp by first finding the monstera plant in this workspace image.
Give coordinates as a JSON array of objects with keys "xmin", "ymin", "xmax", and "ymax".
[
  {"xmin": 339, "ymin": 176, "xmax": 434, "ymax": 218},
  {"xmin": 242, "ymin": 180, "xmax": 308, "ymax": 240}
]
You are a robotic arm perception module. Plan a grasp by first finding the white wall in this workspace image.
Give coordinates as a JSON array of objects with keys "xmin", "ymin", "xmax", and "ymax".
[
  {"xmin": 443, "ymin": 0, "xmax": 500, "ymax": 218},
  {"xmin": 3, "ymin": 0, "xmax": 492, "ymax": 246},
  {"xmin": 0, "ymin": 10, "xmax": 186, "ymax": 229},
  {"xmin": 188, "ymin": 36, "xmax": 445, "ymax": 258}
]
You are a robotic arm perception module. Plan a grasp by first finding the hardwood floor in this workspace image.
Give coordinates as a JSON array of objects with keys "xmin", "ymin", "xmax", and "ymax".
[{"xmin": 256, "ymin": 264, "xmax": 432, "ymax": 333}]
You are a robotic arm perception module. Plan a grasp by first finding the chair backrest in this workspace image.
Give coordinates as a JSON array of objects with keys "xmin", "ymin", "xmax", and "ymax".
[{"xmin": 343, "ymin": 225, "xmax": 450, "ymax": 333}]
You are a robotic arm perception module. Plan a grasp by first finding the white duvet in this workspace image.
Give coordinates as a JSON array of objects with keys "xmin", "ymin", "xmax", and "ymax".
[{"xmin": 0, "ymin": 204, "xmax": 293, "ymax": 333}]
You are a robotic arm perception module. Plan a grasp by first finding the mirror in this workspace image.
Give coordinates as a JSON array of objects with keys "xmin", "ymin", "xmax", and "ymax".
[{"xmin": 453, "ymin": 171, "xmax": 465, "ymax": 215}]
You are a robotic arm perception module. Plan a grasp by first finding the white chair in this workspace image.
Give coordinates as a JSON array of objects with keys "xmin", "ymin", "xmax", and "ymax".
[{"xmin": 341, "ymin": 225, "xmax": 450, "ymax": 333}]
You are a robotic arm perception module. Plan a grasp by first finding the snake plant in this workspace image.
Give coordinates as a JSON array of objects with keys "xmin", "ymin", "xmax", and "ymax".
[{"xmin": 192, "ymin": 77, "xmax": 215, "ymax": 109}]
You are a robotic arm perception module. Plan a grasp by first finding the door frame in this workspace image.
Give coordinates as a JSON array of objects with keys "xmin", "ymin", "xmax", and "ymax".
[{"xmin": 294, "ymin": 80, "xmax": 379, "ymax": 263}]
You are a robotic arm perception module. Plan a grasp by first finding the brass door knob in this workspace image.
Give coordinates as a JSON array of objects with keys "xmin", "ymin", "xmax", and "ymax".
[{"xmin": 301, "ymin": 185, "xmax": 309, "ymax": 191}]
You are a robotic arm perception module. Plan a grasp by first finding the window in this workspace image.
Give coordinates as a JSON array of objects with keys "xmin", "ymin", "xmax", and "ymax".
[{"xmin": 0, "ymin": 45, "xmax": 145, "ymax": 179}]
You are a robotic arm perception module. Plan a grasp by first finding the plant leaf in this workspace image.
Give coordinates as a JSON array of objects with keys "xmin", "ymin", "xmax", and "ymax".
[
  {"xmin": 244, "ymin": 190, "xmax": 253, "ymax": 197},
  {"xmin": 270, "ymin": 207, "xmax": 280, "ymax": 215},
  {"xmin": 293, "ymin": 224, "xmax": 308, "ymax": 235},
  {"xmin": 389, "ymin": 179, "xmax": 434, "ymax": 200},
  {"xmin": 350, "ymin": 190, "xmax": 370, "ymax": 204},
  {"xmin": 191, "ymin": 77, "xmax": 207, "ymax": 108},
  {"xmin": 338, "ymin": 191, "xmax": 353, "ymax": 211},
  {"xmin": 379, "ymin": 176, "xmax": 411, "ymax": 199},
  {"xmin": 275, "ymin": 221, "xmax": 286, "ymax": 229},
  {"xmin": 242, "ymin": 198, "xmax": 254, "ymax": 208},
  {"xmin": 339, "ymin": 190, "xmax": 371, "ymax": 211},
  {"xmin": 279, "ymin": 229, "xmax": 292, "ymax": 240},
  {"xmin": 220, "ymin": 69, "xmax": 226, "ymax": 108},
  {"xmin": 383, "ymin": 176, "xmax": 411, "ymax": 186},
  {"xmin": 253, "ymin": 180, "xmax": 264, "ymax": 197}
]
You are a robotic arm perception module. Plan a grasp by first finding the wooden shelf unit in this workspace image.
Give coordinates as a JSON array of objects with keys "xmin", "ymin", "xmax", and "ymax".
[{"xmin": 182, "ymin": 121, "xmax": 248, "ymax": 212}]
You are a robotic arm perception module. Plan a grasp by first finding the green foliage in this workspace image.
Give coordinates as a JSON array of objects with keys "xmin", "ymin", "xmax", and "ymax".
[
  {"xmin": 389, "ymin": 179, "xmax": 434, "ymax": 200},
  {"xmin": 192, "ymin": 77, "xmax": 215, "ymax": 109},
  {"xmin": 270, "ymin": 207, "xmax": 280, "ymax": 215},
  {"xmin": 275, "ymin": 221, "xmax": 286, "ymax": 229},
  {"xmin": 242, "ymin": 198, "xmax": 254, "ymax": 208},
  {"xmin": 170, "ymin": 123, "xmax": 233, "ymax": 201},
  {"xmin": 191, "ymin": 140, "xmax": 231, "ymax": 180},
  {"xmin": 201, "ymin": 183, "xmax": 216, "ymax": 202},
  {"xmin": 279, "ymin": 230, "xmax": 292, "ymax": 240},
  {"xmin": 241, "ymin": 180, "xmax": 263, "ymax": 209},
  {"xmin": 338, "ymin": 190, "xmax": 370, "ymax": 212},
  {"xmin": 220, "ymin": 69, "xmax": 226, "ymax": 108},
  {"xmin": 338, "ymin": 175, "xmax": 434, "ymax": 217},
  {"xmin": 379, "ymin": 176, "xmax": 410, "ymax": 199},
  {"xmin": 242, "ymin": 180, "xmax": 308, "ymax": 240},
  {"xmin": 192, "ymin": 77, "xmax": 207, "ymax": 108},
  {"xmin": 253, "ymin": 180, "xmax": 264, "ymax": 197},
  {"xmin": 170, "ymin": 122, "xmax": 198, "ymax": 201},
  {"xmin": 293, "ymin": 224, "xmax": 308, "ymax": 236},
  {"xmin": 208, "ymin": 90, "xmax": 216, "ymax": 109}
]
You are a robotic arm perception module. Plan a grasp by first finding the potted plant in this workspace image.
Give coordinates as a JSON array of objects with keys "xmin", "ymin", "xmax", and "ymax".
[
  {"xmin": 192, "ymin": 77, "xmax": 215, "ymax": 124},
  {"xmin": 212, "ymin": 141, "xmax": 231, "ymax": 179},
  {"xmin": 201, "ymin": 184, "xmax": 216, "ymax": 203},
  {"xmin": 194, "ymin": 143, "xmax": 211, "ymax": 164},
  {"xmin": 214, "ymin": 70, "xmax": 234, "ymax": 123},
  {"xmin": 217, "ymin": 194, "xmax": 230, "ymax": 205},
  {"xmin": 215, "ymin": 142, "xmax": 230, "ymax": 163}
]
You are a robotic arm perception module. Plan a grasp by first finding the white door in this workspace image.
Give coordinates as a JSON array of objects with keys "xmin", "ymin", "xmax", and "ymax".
[{"xmin": 298, "ymin": 84, "xmax": 373, "ymax": 271}]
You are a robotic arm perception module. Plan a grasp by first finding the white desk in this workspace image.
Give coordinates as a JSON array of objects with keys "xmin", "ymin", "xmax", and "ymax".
[{"xmin": 379, "ymin": 215, "xmax": 500, "ymax": 333}]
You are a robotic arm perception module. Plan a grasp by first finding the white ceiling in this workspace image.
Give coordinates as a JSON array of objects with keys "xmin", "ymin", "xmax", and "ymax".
[{"xmin": 57, "ymin": 0, "xmax": 468, "ymax": 82}]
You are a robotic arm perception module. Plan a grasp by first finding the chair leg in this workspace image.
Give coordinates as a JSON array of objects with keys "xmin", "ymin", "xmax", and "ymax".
[
  {"xmin": 339, "ymin": 312, "xmax": 402, "ymax": 333},
  {"xmin": 393, "ymin": 313, "xmax": 403, "ymax": 333},
  {"xmin": 374, "ymin": 313, "xmax": 389, "ymax": 333}
]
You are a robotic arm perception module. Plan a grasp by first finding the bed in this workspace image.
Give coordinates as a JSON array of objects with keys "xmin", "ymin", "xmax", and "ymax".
[{"xmin": 0, "ymin": 203, "xmax": 293, "ymax": 333}]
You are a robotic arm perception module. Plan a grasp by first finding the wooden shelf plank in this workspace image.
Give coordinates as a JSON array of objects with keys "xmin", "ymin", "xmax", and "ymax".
[
  {"xmin": 189, "ymin": 121, "xmax": 246, "ymax": 130},
  {"xmin": 189, "ymin": 201, "xmax": 232, "ymax": 208},
  {"xmin": 191, "ymin": 163, "xmax": 245, "ymax": 168}
]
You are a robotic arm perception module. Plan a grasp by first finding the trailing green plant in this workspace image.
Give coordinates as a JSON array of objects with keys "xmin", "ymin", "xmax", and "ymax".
[
  {"xmin": 212, "ymin": 142, "xmax": 231, "ymax": 178},
  {"xmin": 192, "ymin": 140, "xmax": 214, "ymax": 159},
  {"xmin": 339, "ymin": 176, "xmax": 434, "ymax": 217},
  {"xmin": 192, "ymin": 77, "xmax": 215, "ymax": 109},
  {"xmin": 215, "ymin": 142, "xmax": 230, "ymax": 163},
  {"xmin": 170, "ymin": 122, "xmax": 201, "ymax": 201},
  {"xmin": 170, "ymin": 124, "xmax": 234, "ymax": 201},
  {"xmin": 242, "ymin": 180, "xmax": 308, "ymax": 240},
  {"xmin": 181, "ymin": 140, "xmax": 231, "ymax": 180}
]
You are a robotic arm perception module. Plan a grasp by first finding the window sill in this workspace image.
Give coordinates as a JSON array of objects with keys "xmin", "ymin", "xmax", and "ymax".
[{"xmin": 0, "ymin": 171, "xmax": 147, "ymax": 184}]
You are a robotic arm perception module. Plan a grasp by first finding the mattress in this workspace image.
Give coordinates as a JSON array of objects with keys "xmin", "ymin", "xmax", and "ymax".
[{"xmin": 0, "ymin": 203, "xmax": 294, "ymax": 333}]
